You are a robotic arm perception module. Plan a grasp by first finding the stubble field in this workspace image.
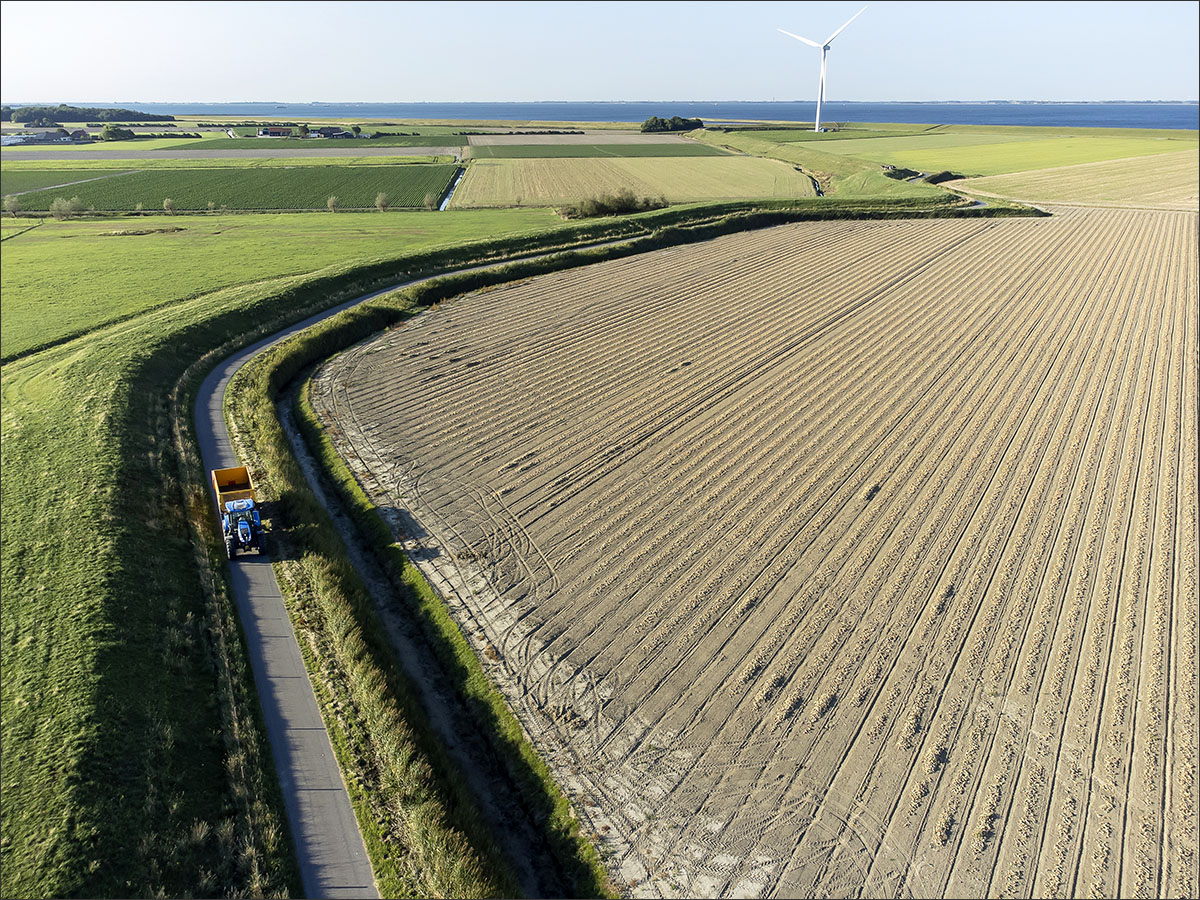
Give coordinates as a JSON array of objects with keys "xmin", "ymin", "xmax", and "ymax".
[
  {"xmin": 315, "ymin": 206, "xmax": 1197, "ymax": 899},
  {"xmin": 448, "ymin": 156, "xmax": 817, "ymax": 207},
  {"xmin": 953, "ymin": 150, "xmax": 1200, "ymax": 210}
]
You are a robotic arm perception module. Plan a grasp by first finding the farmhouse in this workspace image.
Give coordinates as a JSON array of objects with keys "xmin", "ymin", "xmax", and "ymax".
[
  {"xmin": 312, "ymin": 126, "xmax": 354, "ymax": 139},
  {"xmin": 258, "ymin": 126, "xmax": 293, "ymax": 137}
]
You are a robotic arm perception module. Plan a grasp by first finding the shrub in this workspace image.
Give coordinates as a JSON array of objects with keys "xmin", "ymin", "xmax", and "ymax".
[
  {"xmin": 49, "ymin": 196, "xmax": 85, "ymax": 220},
  {"xmin": 327, "ymin": 195, "xmax": 339, "ymax": 212},
  {"xmin": 375, "ymin": 192, "xmax": 389, "ymax": 212},
  {"xmin": 561, "ymin": 188, "xmax": 668, "ymax": 219},
  {"xmin": 163, "ymin": 197, "xmax": 176, "ymax": 214}
]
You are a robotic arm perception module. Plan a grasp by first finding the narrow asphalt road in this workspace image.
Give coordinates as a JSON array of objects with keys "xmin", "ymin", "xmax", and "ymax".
[{"xmin": 195, "ymin": 289, "xmax": 403, "ymax": 900}]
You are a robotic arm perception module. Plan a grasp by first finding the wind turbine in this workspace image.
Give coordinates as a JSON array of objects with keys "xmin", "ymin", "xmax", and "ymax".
[{"xmin": 779, "ymin": 6, "xmax": 866, "ymax": 132}]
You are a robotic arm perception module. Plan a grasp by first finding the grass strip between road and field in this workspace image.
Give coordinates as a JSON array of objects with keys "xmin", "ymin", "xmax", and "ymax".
[{"xmin": 219, "ymin": 193, "xmax": 1046, "ymax": 898}]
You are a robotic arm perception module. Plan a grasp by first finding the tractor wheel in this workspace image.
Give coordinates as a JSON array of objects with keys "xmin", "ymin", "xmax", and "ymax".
[{"xmin": 225, "ymin": 537, "xmax": 236, "ymax": 561}]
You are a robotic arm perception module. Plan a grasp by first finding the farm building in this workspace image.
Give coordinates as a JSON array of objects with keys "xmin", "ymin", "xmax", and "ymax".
[{"xmin": 258, "ymin": 126, "xmax": 293, "ymax": 137}]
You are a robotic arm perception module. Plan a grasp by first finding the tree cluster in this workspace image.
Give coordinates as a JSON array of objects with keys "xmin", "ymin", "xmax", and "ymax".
[
  {"xmin": 8, "ymin": 104, "xmax": 172, "ymax": 122},
  {"xmin": 99, "ymin": 125, "xmax": 137, "ymax": 141},
  {"xmin": 640, "ymin": 115, "xmax": 703, "ymax": 133}
]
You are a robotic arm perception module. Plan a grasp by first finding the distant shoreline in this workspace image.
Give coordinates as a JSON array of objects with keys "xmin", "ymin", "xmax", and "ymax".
[{"xmin": 3, "ymin": 100, "xmax": 1196, "ymax": 129}]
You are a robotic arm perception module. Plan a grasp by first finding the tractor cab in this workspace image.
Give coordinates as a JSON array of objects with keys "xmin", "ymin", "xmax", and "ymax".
[{"xmin": 222, "ymin": 498, "xmax": 263, "ymax": 555}]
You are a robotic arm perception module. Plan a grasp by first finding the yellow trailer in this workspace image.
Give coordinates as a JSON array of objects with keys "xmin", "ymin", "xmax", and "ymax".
[
  {"xmin": 211, "ymin": 466, "xmax": 264, "ymax": 559},
  {"xmin": 212, "ymin": 465, "xmax": 254, "ymax": 505}
]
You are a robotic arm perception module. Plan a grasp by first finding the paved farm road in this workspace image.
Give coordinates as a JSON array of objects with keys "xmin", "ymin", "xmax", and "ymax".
[{"xmin": 195, "ymin": 293, "xmax": 398, "ymax": 899}]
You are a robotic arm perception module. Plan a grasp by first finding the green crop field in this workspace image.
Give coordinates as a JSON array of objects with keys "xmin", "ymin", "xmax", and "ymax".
[
  {"xmin": 804, "ymin": 131, "xmax": 1199, "ymax": 175},
  {"xmin": 1, "ymin": 168, "xmax": 135, "ymax": 194},
  {"xmin": 2, "ymin": 155, "xmax": 452, "ymax": 170},
  {"xmin": 451, "ymin": 156, "xmax": 817, "ymax": 207},
  {"xmin": 12, "ymin": 164, "xmax": 459, "ymax": 212},
  {"xmin": 0, "ymin": 208, "xmax": 561, "ymax": 360},
  {"xmin": 468, "ymin": 143, "xmax": 731, "ymax": 158}
]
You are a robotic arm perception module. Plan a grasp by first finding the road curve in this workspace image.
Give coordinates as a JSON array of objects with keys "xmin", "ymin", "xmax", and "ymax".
[
  {"xmin": 195, "ymin": 288, "xmax": 404, "ymax": 899},
  {"xmin": 193, "ymin": 236, "xmax": 630, "ymax": 897}
]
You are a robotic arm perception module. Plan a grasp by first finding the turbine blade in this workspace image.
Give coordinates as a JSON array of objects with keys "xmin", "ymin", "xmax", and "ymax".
[
  {"xmin": 778, "ymin": 27, "xmax": 823, "ymax": 48},
  {"xmin": 824, "ymin": 6, "xmax": 867, "ymax": 44}
]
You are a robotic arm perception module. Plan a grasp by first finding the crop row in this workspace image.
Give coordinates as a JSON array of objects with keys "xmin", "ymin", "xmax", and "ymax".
[
  {"xmin": 314, "ymin": 207, "xmax": 1197, "ymax": 897},
  {"xmin": 16, "ymin": 164, "xmax": 459, "ymax": 211}
]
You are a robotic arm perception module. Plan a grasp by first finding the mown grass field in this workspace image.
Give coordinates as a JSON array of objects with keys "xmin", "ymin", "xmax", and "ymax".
[
  {"xmin": 0, "ymin": 208, "xmax": 560, "ymax": 360},
  {"xmin": 953, "ymin": 148, "xmax": 1200, "ymax": 209},
  {"xmin": 468, "ymin": 142, "xmax": 731, "ymax": 158},
  {"xmin": 451, "ymin": 156, "xmax": 818, "ymax": 207},
  {"xmin": 11, "ymin": 164, "xmax": 459, "ymax": 212},
  {"xmin": 806, "ymin": 131, "xmax": 1199, "ymax": 175}
]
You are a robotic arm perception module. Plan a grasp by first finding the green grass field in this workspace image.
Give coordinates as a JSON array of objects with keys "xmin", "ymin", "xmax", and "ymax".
[
  {"xmin": 11, "ymin": 164, "xmax": 459, "ymax": 212},
  {"xmin": 451, "ymin": 156, "xmax": 817, "ymax": 207},
  {"xmin": 0, "ymin": 208, "xmax": 560, "ymax": 360},
  {"xmin": 467, "ymin": 142, "xmax": 731, "ymax": 158},
  {"xmin": 726, "ymin": 127, "xmax": 931, "ymax": 142}
]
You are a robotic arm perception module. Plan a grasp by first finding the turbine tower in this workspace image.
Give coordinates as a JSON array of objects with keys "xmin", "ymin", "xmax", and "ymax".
[{"xmin": 779, "ymin": 6, "xmax": 866, "ymax": 132}]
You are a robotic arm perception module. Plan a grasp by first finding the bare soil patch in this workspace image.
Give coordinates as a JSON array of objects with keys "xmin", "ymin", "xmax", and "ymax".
[{"xmin": 313, "ymin": 209, "xmax": 1198, "ymax": 898}]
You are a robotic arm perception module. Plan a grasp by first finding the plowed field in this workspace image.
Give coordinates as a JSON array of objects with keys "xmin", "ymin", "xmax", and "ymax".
[{"xmin": 313, "ymin": 207, "xmax": 1198, "ymax": 898}]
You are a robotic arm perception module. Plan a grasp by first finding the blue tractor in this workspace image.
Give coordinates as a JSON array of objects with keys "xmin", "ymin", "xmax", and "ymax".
[{"xmin": 222, "ymin": 498, "xmax": 264, "ymax": 559}]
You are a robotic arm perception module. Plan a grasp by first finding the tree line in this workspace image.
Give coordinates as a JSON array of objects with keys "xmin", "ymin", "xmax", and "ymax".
[{"xmin": 2, "ymin": 104, "xmax": 173, "ymax": 122}]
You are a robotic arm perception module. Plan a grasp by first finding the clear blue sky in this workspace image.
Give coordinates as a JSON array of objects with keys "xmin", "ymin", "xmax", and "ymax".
[{"xmin": 2, "ymin": 0, "xmax": 1197, "ymax": 103}]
